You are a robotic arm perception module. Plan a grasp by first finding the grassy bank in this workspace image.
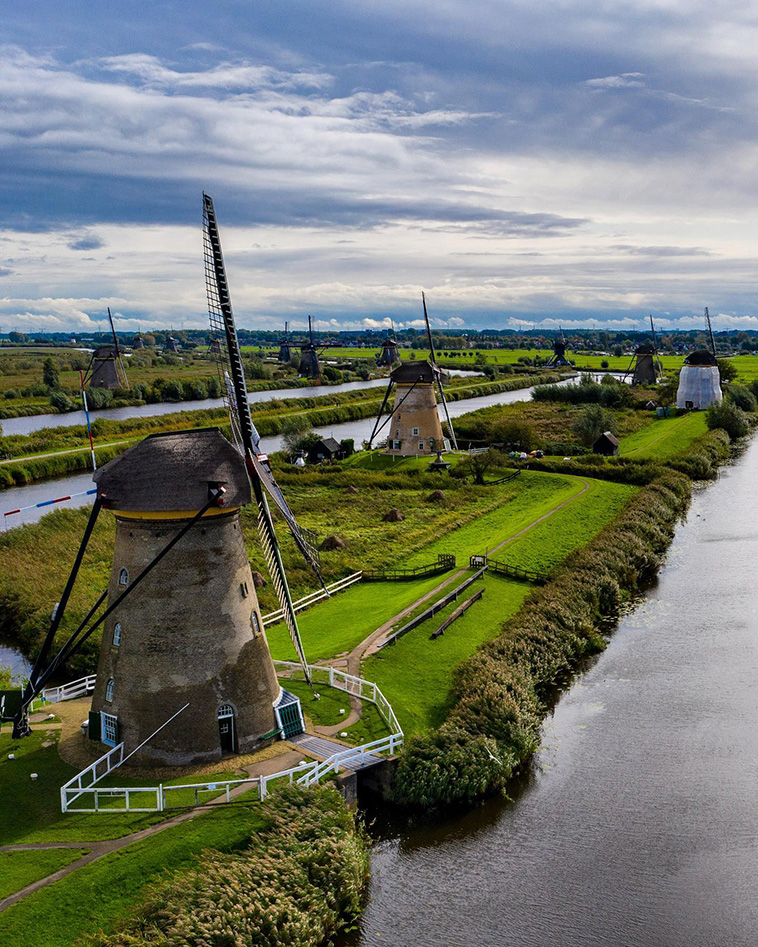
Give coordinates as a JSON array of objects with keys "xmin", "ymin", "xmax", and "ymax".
[{"xmin": 391, "ymin": 470, "xmax": 692, "ymax": 807}]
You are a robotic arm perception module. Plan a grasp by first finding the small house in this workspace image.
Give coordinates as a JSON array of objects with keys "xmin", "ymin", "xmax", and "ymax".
[
  {"xmin": 307, "ymin": 437, "xmax": 345, "ymax": 464},
  {"xmin": 593, "ymin": 431, "xmax": 620, "ymax": 456}
]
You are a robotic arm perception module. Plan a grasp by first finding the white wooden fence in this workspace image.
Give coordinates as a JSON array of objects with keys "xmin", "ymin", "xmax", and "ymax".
[
  {"xmin": 42, "ymin": 674, "xmax": 96, "ymax": 703},
  {"xmin": 262, "ymin": 572, "xmax": 362, "ymax": 627},
  {"xmin": 59, "ymin": 662, "xmax": 403, "ymax": 813}
]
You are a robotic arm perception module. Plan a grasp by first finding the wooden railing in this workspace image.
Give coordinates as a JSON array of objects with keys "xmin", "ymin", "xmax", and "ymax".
[
  {"xmin": 362, "ymin": 553, "xmax": 455, "ymax": 582},
  {"xmin": 469, "ymin": 554, "xmax": 548, "ymax": 585}
]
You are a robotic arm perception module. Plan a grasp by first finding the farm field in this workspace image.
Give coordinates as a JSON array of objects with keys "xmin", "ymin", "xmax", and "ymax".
[{"xmin": 619, "ymin": 411, "xmax": 708, "ymax": 459}]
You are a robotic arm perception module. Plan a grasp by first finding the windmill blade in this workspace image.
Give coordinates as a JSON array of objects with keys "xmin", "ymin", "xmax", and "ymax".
[
  {"xmin": 422, "ymin": 291, "xmax": 458, "ymax": 450},
  {"xmin": 203, "ymin": 193, "xmax": 319, "ymax": 680}
]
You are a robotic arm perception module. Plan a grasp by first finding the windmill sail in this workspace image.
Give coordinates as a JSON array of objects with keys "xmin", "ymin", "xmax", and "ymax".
[
  {"xmin": 422, "ymin": 292, "xmax": 458, "ymax": 450},
  {"xmin": 203, "ymin": 193, "xmax": 319, "ymax": 679}
]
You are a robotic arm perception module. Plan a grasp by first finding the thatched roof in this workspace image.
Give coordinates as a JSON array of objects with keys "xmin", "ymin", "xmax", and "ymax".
[
  {"xmin": 390, "ymin": 360, "xmax": 437, "ymax": 385},
  {"xmin": 95, "ymin": 428, "xmax": 251, "ymax": 512},
  {"xmin": 684, "ymin": 349, "xmax": 718, "ymax": 366}
]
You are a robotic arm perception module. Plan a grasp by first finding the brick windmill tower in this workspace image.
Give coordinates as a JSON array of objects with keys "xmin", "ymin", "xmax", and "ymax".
[
  {"xmin": 10, "ymin": 196, "xmax": 320, "ymax": 762},
  {"xmin": 368, "ymin": 293, "xmax": 458, "ymax": 455},
  {"xmin": 84, "ymin": 309, "xmax": 129, "ymax": 390}
]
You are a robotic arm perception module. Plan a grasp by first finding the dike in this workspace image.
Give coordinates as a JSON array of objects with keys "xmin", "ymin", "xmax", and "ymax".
[{"xmin": 391, "ymin": 469, "xmax": 693, "ymax": 807}]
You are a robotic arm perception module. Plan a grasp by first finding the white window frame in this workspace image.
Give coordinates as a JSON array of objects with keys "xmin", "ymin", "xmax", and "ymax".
[
  {"xmin": 101, "ymin": 712, "xmax": 118, "ymax": 746},
  {"xmin": 105, "ymin": 678, "xmax": 115, "ymax": 702},
  {"xmin": 412, "ymin": 427, "xmax": 419, "ymax": 436},
  {"xmin": 113, "ymin": 622, "xmax": 121, "ymax": 647},
  {"xmin": 418, "ymin": 441, "xmax": 424, "ymax": 450},
  {"xmin": 118, "ymin": 568, "xmax": 128, "ymax": 586}
]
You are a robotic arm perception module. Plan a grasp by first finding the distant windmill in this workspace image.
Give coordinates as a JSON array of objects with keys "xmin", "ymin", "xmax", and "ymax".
[
  {"xmin": 83, "ymin": 308, "xmax": 129, "ymax": 390},
  {"xmin": 278, "ymin": 321, "xmax": 292, "ymax": 363},
  {"xmin": 676, "ymin": 307, "xmax": 722, "ymax": 410},
  {"xmin": 546, "ymin": 327, "xmax": 572, "ymax": 367},
  {"xmin": 626, "ymin": 316, "xmax": 662, "ymax": 386},
  {"xmin": 132, "ymin": 333, "xmax": 144, "ymax": 350},
  {"xmin": 376, "ymin": 321, "xmax": 400, "ymax": 367},
  {"xmin": 297, "ymin": 316, "xmax": 328, "ymax": 380},
  {"xmin": 368, "ymin": 293, "xmax": 457, "ymax": 455},
  {"xmin": 164, "ymin": 336, "xmax": 180, "ymax": 353}
]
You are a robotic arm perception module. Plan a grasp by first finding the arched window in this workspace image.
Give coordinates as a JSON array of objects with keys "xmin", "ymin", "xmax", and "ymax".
[
  {"xmin": 118, "ymin": 568, "xmax": 128, "ymax": 586},
  {"xmin": 113, "ymin": 622, "xmax": 121, "ymax": 647},
  {"xmin": 105, "ymin": 679, "xmax": 115, "ymax": 702},
  {"xmin": 218, "ymin": 704, "xmax": 234, "ymax": 718}
]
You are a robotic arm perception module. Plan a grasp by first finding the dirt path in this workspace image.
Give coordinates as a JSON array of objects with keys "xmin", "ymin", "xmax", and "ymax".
[{"xmin": 312, "ymin": 475, "xmax": 591, "ymax": 732}]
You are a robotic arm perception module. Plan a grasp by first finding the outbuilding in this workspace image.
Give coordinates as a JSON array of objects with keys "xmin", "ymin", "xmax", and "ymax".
[
  {"xmin": 307, "ymin": 437, "xmax": 346, "ymax": 463},
  {"xmin": 593, "ymin": 431, "xmax": 620, "ymax": 456}
]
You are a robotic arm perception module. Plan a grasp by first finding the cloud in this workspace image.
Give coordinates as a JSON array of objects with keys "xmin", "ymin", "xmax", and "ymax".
[
  {"xmin": 68, "ymin": 234, "xmax": 105, "ymax": 251},
  {"xmin": 585, "ymin": 73, "xmax": 646, "ymax": 89}
]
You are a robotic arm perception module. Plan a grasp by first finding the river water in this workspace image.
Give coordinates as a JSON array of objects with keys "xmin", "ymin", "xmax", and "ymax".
[
  {"xmin": 0, "ymin": 379, "xmax": 543, "ymax": 528},
  {"xmin": 345, "ymin": 439, "xmax": 758, "ymax": 947}
]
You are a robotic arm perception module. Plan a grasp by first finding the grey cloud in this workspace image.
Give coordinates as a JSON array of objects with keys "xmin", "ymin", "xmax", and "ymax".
[{"xmin": 68, "ymin": 235, "xmax": 105, "ymax": 250}]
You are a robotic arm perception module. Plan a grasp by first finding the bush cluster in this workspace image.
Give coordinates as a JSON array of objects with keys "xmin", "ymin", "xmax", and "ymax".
[
  {"xmin": 392, "ymin": 471, "xmax": 691, "ymax": 807},
  {"xmin": 88, "ymin": 785, "xmax": 369, "ymax": 947}
]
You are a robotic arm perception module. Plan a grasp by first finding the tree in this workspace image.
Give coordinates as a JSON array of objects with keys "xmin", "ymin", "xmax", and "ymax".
[
  {"xmin": 727, "ymin": 385, "xmax": 757, "ymax": 413},
  {"xmin": 572, "ymin": 405, "xmax": 617, "ymax": 446},
  {"xmin": 42, "ymin": 357, "xmax": 59, "ymax": 389},
  {"xmin": 717, "ymin": 359, "xmax": 738, "ymax": 383},
  {"xmin": 706, "ymin": 401, "xmax": 749, "ymax": 440},
  {"xmin": 491, "ymin": 418, "xmax": 536, "ymax": 452},
  {"xmin": 459, "ymin": 449, "xmax": 505, "ymax": 485},
  {"xmin": 281, "ymin": 415, "xmax": 313, "ymax": 455}
]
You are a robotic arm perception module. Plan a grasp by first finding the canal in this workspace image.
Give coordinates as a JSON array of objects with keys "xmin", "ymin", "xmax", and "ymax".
[
  {"xmin": 345, "ymin": 438, "xmax": 758, "ymax": 947},
  {"xmin": 1, "ymin": 379, "xmax": 542, "ymax": 528}
]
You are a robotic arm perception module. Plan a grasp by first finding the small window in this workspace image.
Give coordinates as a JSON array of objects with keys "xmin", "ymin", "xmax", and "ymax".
[
  {"xmin": 412, "ymin": 427, "xmax": 419, "ymax": 436},
  {"xmin": 105, "ymin": 679, "xmax": 115, "ymax": 702},
  {"xmin": 118, "ymin": 568, "xmax": 128, "ymax": 586},
  {"xmin": 240, "ymin": 581, "xmax": 249, "ymax": 599},
  {"xmin": 251, "ymin": 611, "xmax": 261, "ymax": 637},
  {"xmin": 113, "ymin": 622, "xmax": 121, "ymax": 647},
  {"xmin": 419, "ymin": 442, "xmax": 424, "ymax": 451},
  {"xmin": 218, "ymin": 704, "xmax": 234, "ymax": 719}
]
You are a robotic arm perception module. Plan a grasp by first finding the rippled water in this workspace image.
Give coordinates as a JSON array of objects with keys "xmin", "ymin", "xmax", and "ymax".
[{"xmin": 345, "ymin": 439, "xmax": 758, "ymax": 947}]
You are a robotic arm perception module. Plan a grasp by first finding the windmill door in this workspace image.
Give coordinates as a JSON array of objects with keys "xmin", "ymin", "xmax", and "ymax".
[{"xmin": 218, "ymin": 705, "xmax": 237, "ymax": 754}]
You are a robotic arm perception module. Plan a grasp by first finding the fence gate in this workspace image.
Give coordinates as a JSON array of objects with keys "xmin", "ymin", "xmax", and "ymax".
[{"xmin": 274, "ymin": 690, "xmax": 305, "ymax": 738}]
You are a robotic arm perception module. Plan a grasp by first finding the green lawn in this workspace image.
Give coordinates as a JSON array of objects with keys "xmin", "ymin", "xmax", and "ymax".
[
  {"xmin": 618, "ymin": 411, "xmax": 708, "ymax": 459},
  {"xmin": 364, "ymin": 576, "xmax": 531, "ymax": 734},
  {"xmin": 501, "ymin": 478, "xmax": 638, "ymax": 573},
  {"xmin": 0, "ymin": 803, "xmax": 265, "ymax": 947},
  {"xmin": 283, "ymin": 678, "xmax": 390, "ymax": 744},
  {"xmin": 0, "ymin": 848, "xmax": 89, "ymax": 900}
]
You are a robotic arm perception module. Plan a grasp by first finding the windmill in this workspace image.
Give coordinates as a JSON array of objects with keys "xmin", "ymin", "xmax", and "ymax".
[
  {"xmin": 626, "ymin": 315, "xmax": 662, "ymax": 386},
  {"xmin": 164, "ymin": 336, "xmax": 181, "ymax": 353},
  {"xmin": 676, "ymin": 307, "xmax": 722, "ymax": 410},
  {"xmin": 367, "ymin": 293, "xmax": 458, "ymax": 455},
  {"xmin": 83, "ymin": 308, "xmax": 129, "ymax": 390},
  {"xmin": 297, "ymin": 316, "xmax": 327, "ymax": 379},
  {"xmin": 132, "ymin": 333, "xmax": 145, "ymax": 350},
  {"xmin": 278, "ymin": 322, "xmax": 292, "ymax": 363},
  {"xmin": 375, "ymin": 321, "xmax": 400, "ymax": 367},
  {"xmin": 546, "ymin": 327, "xmax": 572, "ymax": 367},
  {"xmin": 7, "ymin": 196, "xmax": 319, "ymax": 758}
]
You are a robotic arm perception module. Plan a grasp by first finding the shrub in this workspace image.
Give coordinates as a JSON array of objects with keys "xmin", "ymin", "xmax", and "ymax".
[
  {"xmin": 726, "ymin": 385, "xmax": 757, "ymax": 413},
  {"xmin": 571, "ymin": 405, "xmax": 618, "ymax": 446},
  {"xmin": 706, "ymin": 401, "xmax": 749, "ymax": 440},
  {"xmin": 491, "ymin": 418, "xmax": 536, "ymax": 452},
  {"xmin": 49, "ymin": 391, "xmax": 77, "ymax": 412}
]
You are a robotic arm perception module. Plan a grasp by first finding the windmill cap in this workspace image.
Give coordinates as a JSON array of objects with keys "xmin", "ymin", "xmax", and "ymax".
[
  {"xmin": 390, "ymin": 360, "xmax": 439, "ymax": 384},
  {"xmin": 684, "ymin": 349, "xmax": 718, "ymax": 366},
  {"xmin": 94, "ymin": 428, "xmax": 251, "ymax": 513}
]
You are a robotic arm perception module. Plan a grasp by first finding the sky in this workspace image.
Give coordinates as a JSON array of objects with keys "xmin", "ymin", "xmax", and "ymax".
[{"xmin": 1, "ymin": 1, "xmax": 756, "ymax": 335}]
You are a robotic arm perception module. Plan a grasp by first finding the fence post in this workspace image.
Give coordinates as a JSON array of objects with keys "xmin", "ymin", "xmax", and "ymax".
[
  {"xmin": 158, "ymin": 784, "xmax": 164, "ymax": 812},
  {"xmin": 260, "ymin": 776, "xmax": 267, "ymax": 800}
]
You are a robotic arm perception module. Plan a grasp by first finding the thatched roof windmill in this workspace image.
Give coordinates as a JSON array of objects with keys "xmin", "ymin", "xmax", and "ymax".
[
  {"xmin": 278, "ymin": 322, "xmax": 292, "ymax": 363},
  {"xmin": 376, "ymin": 323, "xmax": 400, "ymax": 367},
  {"xmin": 83, "ymin": 309, "xmax": 129, "ymax": 390},
  {"xmin": 546, "ymin": 327, "xmax": 572, "ymax": 367},
  {"xmin": 8, "ymin": 196, "xmax": 320, "ymax": 760},
  {"xmin": 297, "ymin": 316, "xmax": 326, "ymax": 379},
  {"xmin": 368, "ymin": 293, "xmax": 458, "ymax": 455},
  {"xmin": 677, "ymin": 308, "xmax": 722, "ymax": 409}
]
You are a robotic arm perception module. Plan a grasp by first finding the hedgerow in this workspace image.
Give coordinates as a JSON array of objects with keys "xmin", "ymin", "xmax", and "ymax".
[
  {"xmin": 86, "ymin": 785, "xmax": 369, "ymax": 947},
  {"xmin": 392, "ymin": 470, "xmax": 691, "ymax": 807}
]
